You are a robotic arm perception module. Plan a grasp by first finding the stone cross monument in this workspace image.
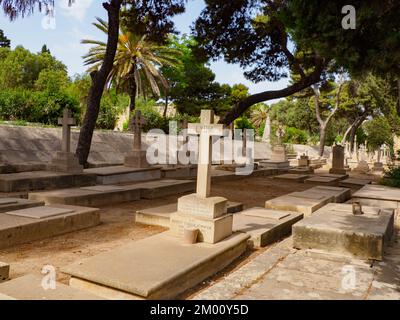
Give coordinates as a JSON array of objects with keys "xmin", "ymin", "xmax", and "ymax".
[
  {"xmin": 170, "ymin": 109, "xmax": 233, "ymax": 244},
  {"xmin": 50, "ymin": 108, "xmax": 83, "ymax": 173},
  {"xmin": 124, "ymin": 110, "xmax": 149, "ymax": 168}
]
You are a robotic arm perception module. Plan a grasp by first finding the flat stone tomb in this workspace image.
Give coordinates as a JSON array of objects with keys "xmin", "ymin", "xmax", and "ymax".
[
  {"xmin": 288, "ymin": 167, "xmax": 314, "ymax": 174},
  {"xmin": 0, "ymin": 198, "xmax": 44, "ymax": 213},
  {"xmin": 136, "ymin": 201, "xmax": 244, "ymax": 228},
  {"xmin": 304, "ymin": 176, "xmax": 341, "ymax": 186},
  {"xmin": 0, "ymin": 171, "xmax": 97, "ymax": 192},
  {"xmin": 339, "ymin": 178, "xmax": 372, "ymax": 188},
  {"xmin": 84, "ymin": 165, "xmax": 162, "ymax": 185},
  {"xmin": 5, "ymin": 206, "xmax": 74, "ymax": 219},
  {"xmin": 292, "ymin": 203, "xmax": 395, "ymax": 260},
  {"xmin": 29, "ymin": 179, "xmax": 195, "ymax": 206},
  {"xmin": 274, "ymin": 173, "xmax": 311, "ymax": 183},
  {"xmin": 352, "ymin": 184, "xmax": 400, "ymax": 212},
  {"xmin": 319, "ymin": 173, "xmax": 349, "ymax": 180},
  {"xmin": 233, "ymin": 207, "xmax": 303, "ymax": 247},
  {"xmin": 0, "ymin": 274, "xmax": 102, "ymax": 300},
  {"xmin": 0, "ymin": 204, "xmax": 100, "ymax": 249},
  {"xmin": 305, "ymin": 186, "xmax": 351, "ymax": 203},
  {"xmin": 265, "ymin": 193, "xmax": 334, "ymax": 216},
  {"xmin": 62, "ymin": 232, "xmax": 249, "ymax": 300}
]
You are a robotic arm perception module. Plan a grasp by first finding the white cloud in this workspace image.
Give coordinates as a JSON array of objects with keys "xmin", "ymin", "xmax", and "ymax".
[{"xmin": 59, "ymin": 0, "xmax": 94, "ymax": 22}]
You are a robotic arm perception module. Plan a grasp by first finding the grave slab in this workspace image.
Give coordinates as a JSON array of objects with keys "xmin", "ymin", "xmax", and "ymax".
[
  {"xmin": 273, "ymin": 174, "xmax": 310, "ymax": 183},
  {"xmin": 233, "ymin": 207, "xmax": 303, "ymax": 247},
  {"xmin": 63, "ymin": 232, "xmax": 249, "ymax": 300},
  {"xmin": 292, "ymin": 203, "xmax": 394, "ymax": 260},
  {"xmin": 5, "ymin": 206, "xmax": 74, "ymax": 219},
  {"xmin": 352, "ymin": 184, "xmax": 400, "ymax": 212},
  {"xmin": 304, "ymin": 176, "xmax": 341, "ymax": 186},
  {"xmin": 136, "ymin": 202, "xmax": 244, "ymax": 228},
  {"xmin": 0, "ymin": 274, "xmax": 102, "ymax": 300},
  {"xmin": 161, "ymin": 165, "xmax": 197, "ymax": 179},
  {"xmin": 29, "ymin": 179, "xmax": 195, "ymax": 206},
  {"xmin": 339, "ymin": 178, "xmax": 372, "ymax": 188},
  {"xmin": 288, "ymin": 167, "xmax": 314, "ymax": 174},
  {"xmin": 0, "ymin": 198, "xmax": 44, "ymax": 213},
  {"xmin": 139, "ymin": 179, "xmax": 195, "ymax": 199},
  {"xmin": 0, "ymin": 262, "xmax": 9, "ymax": 282},
  {"xmin": 319, "ymin": 173, "xmax": 349, "ymax": 180},
  {"xmin": 0, "ymin": 204, "xmax": 100, "ymax": 249},
  {"xmin": 0, "ymin": 171, "xmax": 97, "ymax": 192},
  {"xmin": 305, "ymin": 186, "xmax": 351, "ymax": 203},
  {"xmin": 265, "ymin": 194, "xmax": 333, "ymax": 216},
  {"xmin": 84, "ymin": 165, "xmax": 162, "ymax": 185}
]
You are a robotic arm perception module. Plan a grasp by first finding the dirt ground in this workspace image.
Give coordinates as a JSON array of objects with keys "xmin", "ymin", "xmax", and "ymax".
[{"xmin": 0, "ymin": 170, "xmax": 379, "ymax": 292}]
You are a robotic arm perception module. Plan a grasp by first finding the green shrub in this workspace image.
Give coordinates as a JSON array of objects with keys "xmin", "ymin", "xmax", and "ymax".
[
  {"xmin": 234, "ymin": 116, "xmax": 254, "ymax": 130},
  {"xmin": 283, "ymin": 127, "xmax": 308, "ymax": 144},
  {"xmin": 382, "ymin": 166, "xmax": 400, "ymax": 188}
]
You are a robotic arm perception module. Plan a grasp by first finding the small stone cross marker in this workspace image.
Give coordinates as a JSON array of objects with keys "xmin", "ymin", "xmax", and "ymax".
[
  {"xmin": 188, "ymin": 110, "xmax": 224, "ymax": 198},
  {"xmin": 58, "ymin": 108, "xmax": 76, "ymax": 153},
  {"xmin": 132, "ymin": 110, "xmax": 146, "ymax": 151}
]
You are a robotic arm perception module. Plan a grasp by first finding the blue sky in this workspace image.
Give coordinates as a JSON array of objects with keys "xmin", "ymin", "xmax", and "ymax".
[{"xmin": 0, "ymin": 0, "xmax": 289, "ymax": 97}]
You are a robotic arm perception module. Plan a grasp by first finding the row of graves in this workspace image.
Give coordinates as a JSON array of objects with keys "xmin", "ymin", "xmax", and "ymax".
[{"xmin": 0, "ymin": 109, "xmax": 398, "ymax": 299}]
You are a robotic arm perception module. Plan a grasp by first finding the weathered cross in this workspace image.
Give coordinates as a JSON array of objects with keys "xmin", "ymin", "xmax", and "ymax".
[
  {"xmin": 132, "ymin": 110, "xmax": 146, "ymax": 151},
  {"xmin": 58, "ymin": 108, "xmax": 76, "ymax": 153},
  {"xmin": 188, "ymin": 110, "xmax": 224, "ymax": 198}
]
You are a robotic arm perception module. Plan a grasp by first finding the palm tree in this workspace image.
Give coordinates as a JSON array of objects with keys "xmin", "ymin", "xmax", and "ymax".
[
  {"xmin": 82, "ymin": 17, "xmax": 182, "ymax": 126},
  {"xmin": 250, "ymin": 103, "xmax": 269, "ymax": 128}
]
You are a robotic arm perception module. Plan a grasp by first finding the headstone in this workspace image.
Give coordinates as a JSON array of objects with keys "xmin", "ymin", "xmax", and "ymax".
[
  {"xmin": 372, "ymin": 147, "xmax": 384, "ymax": 172},
  {"xmin": 49, "ymin": 109, "xmax": 83, "ymax": 173},
  {"xmin": 298, "ymin": 154, "xmax": 310, "ymax": 167},
  {"xmin": 170, "ymin": 110, "xmax": 233, "ymax": 244},
  {"xmin": 329, "ymin": 145, "xmax": 347, "ymax": 174},
  {"xmin": 260, "ymin": 125, "xmax": 290, "ymax": 169},
  {"xmin": 124, "ymin": 110, "xmax": 149, "ymax": 168},
  {"xmin": 354, "ymin": 144, "xmax": 370, "ymax": 173}
]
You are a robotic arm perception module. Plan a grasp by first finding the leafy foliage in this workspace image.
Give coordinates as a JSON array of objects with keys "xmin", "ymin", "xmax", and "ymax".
[{"xmin": 0, "ymin": 29, "xmax": 10, "ymax": 48}]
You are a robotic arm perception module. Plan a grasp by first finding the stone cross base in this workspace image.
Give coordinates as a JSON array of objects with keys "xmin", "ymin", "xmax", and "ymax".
[
  {"xmin": 169, "ymin": 193, "xmax": 233, "ymax": 244},
  {"xmin": 373, "ymin": 162, "xmax": 384, "ymax": 172},
  {"xmin": 270, "ymin": 145, "xmax": 287, "ymax": 162},
  {"xmin": 298, "ymin": 156, "xmax": 310, "ymax": 167},
  {"xmin": 329, "ymin": 168, "xmax": 348, "ymax": 175},
  {"xmin": 124, "ymin": 150, "xmax": 150, "ymax": 168},
  {"xmin": 49, "ymin": 152, "xmax": 83, "ymax": 174},
  {"xmin": 354, "ymin": 161, "xmax": 370, "ymax": 173}
]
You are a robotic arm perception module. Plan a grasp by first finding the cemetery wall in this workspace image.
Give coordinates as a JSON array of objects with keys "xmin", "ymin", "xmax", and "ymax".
[{"xmin": 0, "ymin": 125, "xmax": 331, "ymax": 166}]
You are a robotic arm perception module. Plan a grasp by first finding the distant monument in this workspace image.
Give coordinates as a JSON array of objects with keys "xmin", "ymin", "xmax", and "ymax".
[
  {"xmin": 260, "ymin": 124, "xmax": 290, "ymax": 170},
  {"xmin": 50, "ymin": 109, "xmax": 83, "ymax": 173}
]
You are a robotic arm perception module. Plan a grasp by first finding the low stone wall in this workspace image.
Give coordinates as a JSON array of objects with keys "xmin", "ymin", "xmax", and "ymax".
[{"xmin": 0, "ymin": 125, "xmax": 332, "ymax": 166}]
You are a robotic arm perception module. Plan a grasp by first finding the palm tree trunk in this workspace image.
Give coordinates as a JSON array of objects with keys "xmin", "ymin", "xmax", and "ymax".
[
  {"xmin": 75, "ymin": 0, "xmax": 122, "ymax": 167},
  {"xmin": 163, "ymin": 91, "xmax": 169, "ymax": 118}
]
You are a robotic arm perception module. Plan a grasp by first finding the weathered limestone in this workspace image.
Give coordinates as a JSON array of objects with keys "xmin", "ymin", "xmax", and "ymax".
[
  {"xmin": 305, "ymin": 186, "xmax": 351, "ymax": 203},
  {"xmin": 0, "ymin": 198, "xmax": 44, "ymax": 213},
  {"xmin": 0, "ymin": 204, "xmax": 100, "ymax": 249},
  {"xmin": 136, "ymin": 202, "xmax": 244, "ymax": 228},
  {"xmin": 373, "ymin": 162, "xmax": 384, "ymax": 172},
  {"xmin": 29, "ymin": 179, "xmax": 195, "ymax": 206},
  {"xmin": 329, "ymin": 145, "xmax": 347, "ymax": 174},
  {"xmin": 62, "ymin": 232, "xmax": 249, "ymax": 300},
  {"xmin": 233, "ymin": 207, "xmax": 303, "ymax": 247},
  {"xmin": 274, "ymin": 173, "xmax": 310, "ymax": 183},
  {"xmin": 352, "ymin": 184, "xmax": 400, "ymax": 212},
  {"xmin": 304, "ymin": 176, "xmax": 341, "ymax": 186},
  {"xmin": 84, "ymin": 165, "xmax": 162, "ymax": 185},
  {"xmin": 0, "ymin": 171, "xmax": 97, "ymax": 192},
  {"xmin": 289, "ymin": 167, "xmax": 314, "ymax": 174},
  {"xmin": 292, "ymin": 203, "xmax": 394, "ymax": 260},
  {"xmin": 124, "ymin": 110, "xmax": 149, "ymax": 168},
  {"xmin": 265, "ymin": 193, "xmax": 334, "ymax": 216},
  {"xmin": 0, "ymin": 274, "xmax": 103, "ymax": 300},
  {"xmin": 319, "ymin": 173, "xmax": 349, "ymax": 180},
  {"xmin": 339, "ymin": 178, "xmax": 372, "ymax": 188},
  {"xmin": 298, "ymin": 154, "xmax": 310, "ymax": 167},
  {"xmin": 0, "ymin": 262, "xmax": 9, "ymax": 282},
  {"xmin": 260, "ymin": 145, "xmax": 290, "ymax": 170},
  {"xmin": 49, "ymin": 109, "xmax": 83, "ymax": 174},
  {"xmin": 161, "ymin": 165, "xmax": 197, "ymax": 179},
  {"xmin": 170, "ymin": 110, "xmax": 233, "ymax": 244}
]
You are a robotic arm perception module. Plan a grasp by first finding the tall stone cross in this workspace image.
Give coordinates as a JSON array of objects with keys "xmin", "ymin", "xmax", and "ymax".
[
  {"xmin": 132, "ymin": 110, "xmax": 146, "ymax": 151},
  {"xmin": 188, "ymin": 110, "xmax": 224, "ymax": 198},
  {"xmin": 58, "ymin": 108, "xmax": 76, "ymax": 153}
]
